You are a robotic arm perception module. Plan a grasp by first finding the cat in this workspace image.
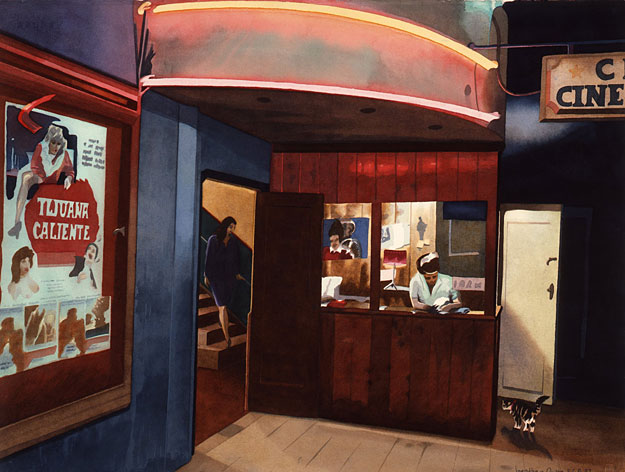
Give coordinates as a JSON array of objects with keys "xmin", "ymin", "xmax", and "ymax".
[{"xmin": 501, "ymin": 395, "xmax": 550, "ymax": 432}]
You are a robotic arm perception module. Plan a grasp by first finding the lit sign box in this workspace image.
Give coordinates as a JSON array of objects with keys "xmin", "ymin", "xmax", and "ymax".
[{"xmin": 540, "ymin": 52, "xmax": 625, "ymax": 121}]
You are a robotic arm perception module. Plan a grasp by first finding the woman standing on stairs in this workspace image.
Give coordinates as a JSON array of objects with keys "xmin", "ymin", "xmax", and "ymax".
[{"xmin": 204, "ymin": 216, "xmax": 244, "ymax": 347}]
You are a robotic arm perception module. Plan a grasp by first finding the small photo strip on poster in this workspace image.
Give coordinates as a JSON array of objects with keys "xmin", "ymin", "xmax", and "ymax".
[
  {"xmin": 23, "ymin": 302, "xmax": 58, "ymax": 369},
  {"xmin": 84, "ymin": 295, "xmax": 111, "ymax": 354},
  {"xmin": 0, "ymin": 307, "xmax": 26, "ymax": 377},
  {"xmin": 58, "ymin": 299, "xmax": 86, "ymax": 359}
]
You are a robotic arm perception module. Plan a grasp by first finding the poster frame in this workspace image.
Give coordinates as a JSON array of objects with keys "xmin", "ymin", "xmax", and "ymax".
[{"xmin": 0, "ymin": 33, "xmax": 139, "ymax": 458}]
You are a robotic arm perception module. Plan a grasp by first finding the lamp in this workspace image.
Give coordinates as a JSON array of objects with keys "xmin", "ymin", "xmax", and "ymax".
[{"xmin": 382, "ymin": 249, "xmax": 407, "ymax": 290}]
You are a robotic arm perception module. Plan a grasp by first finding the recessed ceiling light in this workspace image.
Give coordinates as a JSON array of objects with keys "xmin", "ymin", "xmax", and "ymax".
[
  {"xmin": 257, "ymin": 97, "xmax": 271, "ymax": 103},
  {"xmin": 360, "ymin": 107, "xmax": 376, "ymax": 114},
  {"xmin": 428, "ymin": 124, "xmax": 443, "ymax": 130}
]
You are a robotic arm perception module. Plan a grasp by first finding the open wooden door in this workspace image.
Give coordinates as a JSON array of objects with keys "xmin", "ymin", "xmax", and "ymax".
[
  {"xmin": 498, "ymin": 205, "xmax": 562, "ymax": 404},
  {"xmin": 248, "ymin": 192, "xmax": 323, "ymax": 417}
]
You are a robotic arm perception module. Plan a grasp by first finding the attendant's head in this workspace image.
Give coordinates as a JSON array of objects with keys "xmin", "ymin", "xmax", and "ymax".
[
  {"xmin": 328, "ymin": 219, "xmax": 344, "ymax": 251},
  {"xmin": 215, "ymin": 216, "xmax": 237, "ymax": 242},
  {"xmin": 11, "ymin": 247, "xmax": 35, "ymax": 283},
  {"xmin": 417, "ymin": 252, "xmax": 440, "ymax": 289},
  {"xmin": 44, "ymin": 125, "xmax": 67, "ymax": 157}
]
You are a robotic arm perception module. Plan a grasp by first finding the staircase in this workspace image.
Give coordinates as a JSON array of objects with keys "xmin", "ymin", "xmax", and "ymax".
[{"xmin": 197, "ymin": 285, "xmax": 247, "ymax": 370}]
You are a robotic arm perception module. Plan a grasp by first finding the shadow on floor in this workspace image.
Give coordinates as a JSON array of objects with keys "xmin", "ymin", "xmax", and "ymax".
[{"xmin": 500, "ymin": 426, "xmax": 552, "ymax": 460}]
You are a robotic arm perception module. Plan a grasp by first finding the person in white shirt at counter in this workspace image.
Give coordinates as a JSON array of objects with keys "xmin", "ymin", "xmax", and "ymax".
[{"xmin": 409, "ymin": 252, "xmax": 462, "ymax": 314}]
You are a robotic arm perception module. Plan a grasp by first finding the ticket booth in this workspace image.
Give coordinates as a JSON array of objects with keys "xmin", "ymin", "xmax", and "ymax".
[{"xmin": 141, "ymin": 1, "xmax": 505, "ymax": 441}]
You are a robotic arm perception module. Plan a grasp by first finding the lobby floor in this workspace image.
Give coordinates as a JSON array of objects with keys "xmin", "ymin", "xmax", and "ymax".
[{"xmin": 181, "ymin": 401, "xmax": 625, "ymax": 472}]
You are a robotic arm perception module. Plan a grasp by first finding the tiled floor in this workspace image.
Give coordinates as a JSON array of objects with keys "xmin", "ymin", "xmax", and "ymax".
[{"xmin": 181, "ymin": 405, "xmax": 625, "ymax": 472}]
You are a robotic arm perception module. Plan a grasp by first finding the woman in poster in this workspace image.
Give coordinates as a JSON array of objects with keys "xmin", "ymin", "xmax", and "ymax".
[
  {"xmin": 69, "ymin": 242, "xmax": 99, "ymax": 291},
  {"xmin": 8, "ymin": 124, "xmax": 74, "ymax": 239},
  {"xmin": 204, "ymin": 217, "xmax": 244, "ymax": 347},
  {"xmin": 7, "ymin": 246, "xmax": 39, "ymax": 301}
]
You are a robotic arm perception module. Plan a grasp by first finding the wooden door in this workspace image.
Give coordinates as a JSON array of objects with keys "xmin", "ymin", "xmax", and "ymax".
[
  {"xmin": 498, "ymin": 205, "xmax": 561, "ymax": 404},
  {"xmin": 248, "ymin": 192, "xmax": 323, "ymax": 417}
]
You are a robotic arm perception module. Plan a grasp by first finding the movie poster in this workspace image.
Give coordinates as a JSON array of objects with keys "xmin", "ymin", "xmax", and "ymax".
[{"xmin": 0, "ymin": 103, "xmax": 111, "ymax": 378}]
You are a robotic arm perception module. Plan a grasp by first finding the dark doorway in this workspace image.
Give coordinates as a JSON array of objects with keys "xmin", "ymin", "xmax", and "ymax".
[{"xmin": 194, "ymin": 176, "xmax": 259, "ymax": 445}]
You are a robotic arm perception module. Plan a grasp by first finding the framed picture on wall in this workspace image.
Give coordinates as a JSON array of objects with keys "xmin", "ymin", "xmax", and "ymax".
[{"xmin": 0, "ymin": 34, "xmax": 139, "ymax": 458}]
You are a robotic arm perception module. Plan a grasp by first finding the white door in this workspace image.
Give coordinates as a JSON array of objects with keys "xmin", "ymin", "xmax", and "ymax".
[{"xmin": 498, "ymin": 206, "xmax": 562, "ymax": 405}]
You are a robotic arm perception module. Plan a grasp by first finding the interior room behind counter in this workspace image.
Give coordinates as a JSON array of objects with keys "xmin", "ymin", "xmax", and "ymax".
[{"xmin": 321, "ymin": 201, "xmax": 487, "ymax": 313}]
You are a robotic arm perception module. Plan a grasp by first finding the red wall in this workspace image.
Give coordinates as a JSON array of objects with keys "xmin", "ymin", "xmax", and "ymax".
[{"xmin": 270, "ymin": 151, "xmax": 498, "ymax": 314}]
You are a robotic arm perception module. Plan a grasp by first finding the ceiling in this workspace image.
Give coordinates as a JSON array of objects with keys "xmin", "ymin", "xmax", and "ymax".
[{"xmin": 156, "ymin": 86, "xmax": 504, "ymax": 150}]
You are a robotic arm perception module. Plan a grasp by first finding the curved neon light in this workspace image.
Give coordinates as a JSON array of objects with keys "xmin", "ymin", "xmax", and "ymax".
[
  {"xmin": 140, "ymin": 77, "xmax": 500, "ymax": 125},
  {"xmin": 152, "ymin": 1, "xmax": 498, "ymax": 71}
]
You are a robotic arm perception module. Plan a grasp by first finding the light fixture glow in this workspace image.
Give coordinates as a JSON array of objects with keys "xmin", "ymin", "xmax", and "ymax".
[
  {"xmin": 152, "ymin": 1, "xmax": 498, "ymax": 71},
  {"xmin": 140, "ymin": 76, "xmax": 501, "ymax": 125}
]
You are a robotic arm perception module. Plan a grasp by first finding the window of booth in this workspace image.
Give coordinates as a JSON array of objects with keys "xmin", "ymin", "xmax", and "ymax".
[
  {"xmin": 321, "ymin": 201, "xmax": 487, "ymax": 314},
  {"xmin": 321, "ymin": 203, "xmax": 371, "ymax": 309}
]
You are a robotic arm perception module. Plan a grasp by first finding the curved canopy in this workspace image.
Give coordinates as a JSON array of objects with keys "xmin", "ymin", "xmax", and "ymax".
[{"xmin": 144, "ymin": 1, "xmax": 505, "ymax": 145}]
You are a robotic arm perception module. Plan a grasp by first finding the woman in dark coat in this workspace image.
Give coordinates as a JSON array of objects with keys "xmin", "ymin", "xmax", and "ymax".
[{"xmin": 204, "ymin": 216, "xmax": 243, "ymax": 346}]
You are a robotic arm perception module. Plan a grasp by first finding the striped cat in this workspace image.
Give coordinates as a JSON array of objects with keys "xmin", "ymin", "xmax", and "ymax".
[{"xmin": 501, "ymin": 395, "xmax": 549, "ymax": 432}]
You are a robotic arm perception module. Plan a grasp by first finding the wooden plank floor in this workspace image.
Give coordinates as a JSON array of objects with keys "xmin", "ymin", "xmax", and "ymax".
[{"xmin": 182, "ymin": 406, "xmax": 625, "ymax": 472}]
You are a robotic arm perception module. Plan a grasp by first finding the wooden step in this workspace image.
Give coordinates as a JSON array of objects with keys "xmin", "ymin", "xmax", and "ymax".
[
  {"xmin": 198, "ymin": 292, "xmax": 215, "ymax": 309},
  {"xmin": 197, "ymin": 305, "xmax": 219, "ymax": 327},
  {"xmin": 199, "ymin": 322, "xmax": 246, "ymax": 345},
  {"xmin": 197, "ymin": 333, "xmax": 247, "ymax": 370}
]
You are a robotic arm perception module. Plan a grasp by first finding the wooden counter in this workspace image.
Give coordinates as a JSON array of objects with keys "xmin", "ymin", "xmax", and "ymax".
[{"xmin": 319, "ymin": 308, "xmax": 500, "ymax": 441}]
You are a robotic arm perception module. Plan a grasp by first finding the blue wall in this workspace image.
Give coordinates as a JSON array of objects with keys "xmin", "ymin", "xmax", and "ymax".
[
  {"xmin": 0, "ymin": 0, "xmax": 137, "ymax": 84},
  {"xmin": 0, "ymin": 90, "xmax": 271, "ymax": 471},
  {"xmin": 199, "ymin": 114, "xmax": 271, "ymax": 184},
  {"xmin": 500, "ymin": 94, "xmax": 625, "ymax": 407}
]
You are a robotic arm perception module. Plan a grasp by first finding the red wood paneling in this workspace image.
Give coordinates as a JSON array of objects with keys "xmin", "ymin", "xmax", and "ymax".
[
  {"xmin": 407, "ymin": 320, "xmax": 431, "ymax": 424},
  {"xmin": 477, "ymin": 152, "xmax": 498, "ymax": 315},
  {"xmin": 389, "ymin": 317, "xmax": 411, "ymax": 421},
  {"xmin": 282, "ymin": 153, "xmax": 301, "ymax": 192},
  {"xmin": 395, "ymin": 152, "xmax": 416, "ymax": 202},
  {"xmin": 300, "ymin": 153, "xmax": 320, "ymax": 194},
  {"xmin": 356, "ymin": 153, "xmax": 376, "ymax": 202},
  {"xmin": 270, "ymin": 153, "xmax": 283, "ymax": 192},
  {"xmin": 470, "ymin": 321, "xmax": 495, "ymax": 434},
  {"xmin": 322, "ymin": 312, "xmax": 498, "ymax": 440},
  {"xmin": 333, "ymin": 315, "xmax": 372, "ymax": 406},
  {"xmin": 318, "ymin": 152, "xmax": 338, "ymax": 203},
  {"xmin": 436, "ymin": 152, "xmax": 458, "ymax": 201},
  {"xmin": 425, "ymin": 321, "xmax": 453, "ymax": 425},
  {"xmin": 319, "ymin": 313, "xmax": 335, "ymax": 417},
  {"xmin": 457, "ymin": 152, "xmax": 478, "ymax": 200},
  {"xmin": 447, "ymin": 320, "xmax": 475, "ymax": 432},
  {"xmin": 375, "ymin": 153, "xmax": 396, "ymax": 202},
  {"xmin": 477, "ymin": 152, "xmax": 497, "ymax": 201},
  {"xmin": 337, "ymin": 153, "xmax": 357, "ymax": 203},
  {"xmin": 368, "ymin": 317, "xmax": 392, "ymax": 419},
  {"xmin": 416, "ymin": 152, "xmax": 437, "ymax": 201}
]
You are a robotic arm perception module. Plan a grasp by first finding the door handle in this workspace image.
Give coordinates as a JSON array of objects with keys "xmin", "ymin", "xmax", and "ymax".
[
  {"xmin": 546, "ymin": 257, "xmax": 558, "ymax": 265},
  {"xmin": 113, "ymin": 226, "xmax": 126, "ymax": 237},
  {"xmin": 547, "ymin": 283, "xmax": 554, "ymax": 300}
]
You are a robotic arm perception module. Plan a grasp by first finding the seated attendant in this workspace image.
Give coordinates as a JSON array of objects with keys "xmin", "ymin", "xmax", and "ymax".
[{"xmin": 409, "ymin": 252, "xmax": 461, "ymax": 313}]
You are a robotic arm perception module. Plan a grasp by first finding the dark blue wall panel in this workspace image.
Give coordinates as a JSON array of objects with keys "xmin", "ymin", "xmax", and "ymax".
[
  {"xmin": 165, "ymin": 103, "xmax": 200, "ymax": 470},
  {"xmin": 199, "ymin": 114, "xmax": 272, "ymax": 183},
  {"xmin": 0, "ymin": 0, "xmax": 136, "ymax": 84}
]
